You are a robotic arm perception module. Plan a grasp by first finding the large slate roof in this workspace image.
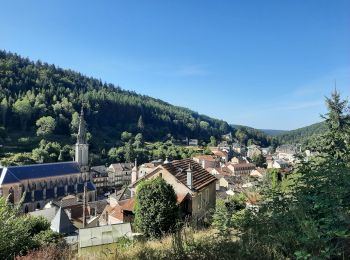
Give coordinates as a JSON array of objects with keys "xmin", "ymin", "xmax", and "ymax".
[{"xmin": 0, "ymin": 162, "xmax": 80, "ymax": 185}]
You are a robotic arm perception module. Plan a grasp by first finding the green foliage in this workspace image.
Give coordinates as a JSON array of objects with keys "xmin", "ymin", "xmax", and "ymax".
[
  {"xmin": 212, "ymin": 194, "xmax": 246, "ymax": 236},
  {"xmin": 233, "ymin": 126, "xmax": 273, "ymax": 147},
  {"xmin": 137, "ymin": 115, "xmax": 145, "ymax": 132},
  {"xmin": 121, "ymin": 131, "xmax": 133, "ymax": 142},
  {"xmin": 36, "ymin": 116, "xmax": 56, "ymax": 137},
  {"xmin": 0, "ymin": 50, "xmax": 271, "ymax": 164},
  {"xmin": 0, "ymin": 197, "xmax": 63, "ymax": 259},
  {"xmin": 251, "ymin": 153, "xmax": 266, "ymax": 167},
  {"xmin": 276, "ymin": 121, "xmax": 326, "ymax": 145},
  {"xmin": 13, "ymin": 98, "xmax": 33, "ymax": 131},
  {"xmin": 232, "ymin": 91, "xmax": 350, "ymax": 258},
  {"xmin": 209, "ymin": 136, "xmax": 217, "ymax": 146},
  {"xmin": 134, "ymin": 177, "xmax": 179, "ymax": 238}
]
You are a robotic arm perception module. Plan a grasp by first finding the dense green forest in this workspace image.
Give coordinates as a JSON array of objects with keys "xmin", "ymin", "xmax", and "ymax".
[
  {"xmin": 275, "ymin": 121, "xmax": 326, "ymax": 145},
  {"xmin": 0, "ymin": 50, "xmax": 272, "ymax": 165}
]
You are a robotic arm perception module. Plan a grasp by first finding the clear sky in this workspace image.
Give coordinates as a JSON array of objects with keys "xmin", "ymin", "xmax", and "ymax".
[{"xmin": 0, "ymin": 1, "xmax": 349, "ymax": 130}]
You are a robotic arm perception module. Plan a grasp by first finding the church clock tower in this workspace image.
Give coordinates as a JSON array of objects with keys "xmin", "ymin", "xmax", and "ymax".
[{"xmin": 75, "ymin": 107, "xmax": 89, "ymax": 171}]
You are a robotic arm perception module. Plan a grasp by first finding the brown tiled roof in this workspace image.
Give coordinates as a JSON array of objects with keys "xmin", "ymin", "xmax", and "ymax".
[
  {"xmin": 110, "ymin": 163, "xmax": 134, "ymax": 172},
  {"xmin": 118, "ymin": 198, "xmax": 135, "ymax": 212},
  {"xmin": 162, "ymin": 158, "xmax": 217, "ymax": 191},
  {"xmin": 230, "ymin": 163, "xmax": 256, "ymax": 169},
  {"xmin": 104, "ymin": 198, "xmax": 135, "ymax": 220},
  {"xmin": 193, "ymin": 155, "xmax": 218, "ymax": 161},
  {"xmin": 213, "ymin": 150, "xmax": 228, "ymax": 157}
]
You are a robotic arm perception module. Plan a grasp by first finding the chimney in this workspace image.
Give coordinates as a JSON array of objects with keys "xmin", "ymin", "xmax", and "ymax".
[{"xmin": 187, "ymin": 162, "xmax": 193, "ymax": 189}]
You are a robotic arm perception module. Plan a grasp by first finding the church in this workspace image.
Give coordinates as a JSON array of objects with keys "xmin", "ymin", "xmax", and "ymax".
[{"xmin": 0, "ymin": 108, "xmax": 96, "ymax": 213}]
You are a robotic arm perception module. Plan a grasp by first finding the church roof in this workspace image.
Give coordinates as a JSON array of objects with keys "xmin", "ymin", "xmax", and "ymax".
[{"xmin": 0, "ymin": 162, "xmax": 80, "ymax": 185}]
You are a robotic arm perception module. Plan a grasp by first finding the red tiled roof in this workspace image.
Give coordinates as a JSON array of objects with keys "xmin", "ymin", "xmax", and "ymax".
[{"xmin": 162, "ymin": 158, "xmax": 218, "ymax": 191}]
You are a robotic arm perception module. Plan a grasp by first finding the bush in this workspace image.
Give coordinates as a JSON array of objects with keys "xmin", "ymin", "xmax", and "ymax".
[{"xmin": 134, "ymin": 177, "xmax": 179, "ymax": 238}]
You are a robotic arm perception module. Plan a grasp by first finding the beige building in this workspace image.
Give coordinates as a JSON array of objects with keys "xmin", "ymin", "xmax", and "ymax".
[
  {"xmin": 192, "ymin": 155, "xmax": 220, "ymax": 169},
  {"xmin": 130, "ymin": 158, "xmax": 217, "ymax": 222},
  {"xmin": 227, "ymin": 162, "xmax": 256, "ymax": 175},
  {"xmin": 247, "ymin": 145, "xmax": 262, "ymax": 159},
  {"xmin": 108, "ymin": 163, "xmax": 134, "ymax": 188},
  {"xmin": 231, "ymin": 156, "xmax": 246, "ymax": 164}
]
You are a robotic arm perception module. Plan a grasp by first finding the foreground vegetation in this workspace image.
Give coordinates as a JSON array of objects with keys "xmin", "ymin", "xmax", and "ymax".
[{"xmin": 0, "ymin": 196, "xmax": 66, "ymax": 260}]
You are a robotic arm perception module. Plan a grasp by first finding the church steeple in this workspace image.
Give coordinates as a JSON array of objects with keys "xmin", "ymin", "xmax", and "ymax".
[
  {"xmin": 75, "ymin": 106, "xmax": 89, "ymax": 170},
  {"xmin": 77, "ymin": 107, "xmax": 87, "ymax": 144}
]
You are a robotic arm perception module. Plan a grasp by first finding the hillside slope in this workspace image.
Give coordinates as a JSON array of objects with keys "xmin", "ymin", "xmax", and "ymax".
[
  {"xmin": 275, "ymin": 121, "xmax": 326, "ymax": 144},
  {"xmin": 0, "ymin": 50, "xmax": 273, "ymax": 155},
  {"xmin": 0, "ymin": 51, "xmax": 231, "ymax": 143}
]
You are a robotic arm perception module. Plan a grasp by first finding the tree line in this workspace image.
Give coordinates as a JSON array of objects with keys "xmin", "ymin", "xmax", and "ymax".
[{"xmin": 0, "ymin": 50, "xmax": 273, "ymax": 165}]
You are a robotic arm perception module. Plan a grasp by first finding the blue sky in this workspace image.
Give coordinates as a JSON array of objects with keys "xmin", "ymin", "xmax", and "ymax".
[{"xmin": 1, "ymin": 1, "xmax": 349, "ymax": 130}]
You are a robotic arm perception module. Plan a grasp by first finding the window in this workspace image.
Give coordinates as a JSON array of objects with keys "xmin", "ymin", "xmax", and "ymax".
[
  {"xmin": 8, "ymin": 187, "xmax": 14, "ymax": 204},
  {"xmin": 205, "ymin": 189, "xmax": 209, "ymax": 204},
  {"xmin": 197, "ymin": 193, "xmax": 202, "ymax": 209}
]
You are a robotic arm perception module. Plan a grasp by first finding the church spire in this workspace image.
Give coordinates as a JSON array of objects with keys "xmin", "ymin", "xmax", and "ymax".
[
  {"xmin": 75, "ymin": 106, "xmax": 89, "ymax": 169},
  {"xmin": 77, "ymin": 107, "xmax": 87, "ymax": 144}
]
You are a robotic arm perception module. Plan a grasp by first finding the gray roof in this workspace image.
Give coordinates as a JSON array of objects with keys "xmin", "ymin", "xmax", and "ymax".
[
  {"xmin": 29, "ymin": 207, "xmax": 58, "ymax": 222},
  {"xmin": 0, "ymin": 162, "xmax": 80, "ymax": 185},
  {"xmin": 51, "ymin": 207, "xmax": 75, "ymax": 234}
]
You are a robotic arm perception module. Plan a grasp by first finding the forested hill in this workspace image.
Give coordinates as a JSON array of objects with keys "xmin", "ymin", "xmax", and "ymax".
[
  {"xmin": 275, "ymin": 122, "xmax": 326, "ymax": 144},
  {"xmin": 0, "ymin": 50, "xmax": 231, "ymax": 141},
  {"xmin": 0, "ymin": 50, "xmax": 272, "ymax": 153}
]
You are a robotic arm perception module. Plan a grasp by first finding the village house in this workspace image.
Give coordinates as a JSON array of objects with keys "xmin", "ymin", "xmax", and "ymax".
[
  {"xmin": 231, "ymin": 156, "xmax": 247, "ymax": 164},
  {"xmin": 272, "ymin": 159, "xmax": 290, "ymax": 169},
  {"xmin": 232, "ymin": 142, "xmax": 246, "ymax": 155},
  {"xmin": 90, "ymin": 165, "xmax": 109, "ymax": 193},
  {"xmin": 99, "ymin": 196, "xmax": 134, "ymax": 225},
  {"xmin": 0, "ymin": 108, "xmax": 96, "ymax": 213},
  {"xmin": 107, "ymin": 162, "xmax": 134, "ymax": 189},
  {"xmin": 217, "ymin": 141, "xmax": 231, "ymax": 151},
  {"xmin": 130, "ymin": 158, "xmax": 217, "ymax": 222},
  {"xmin": 250, "ymin": 168, "xmax": 266, "ymax": 179},
  {"xmin": 188, "ymin": 139, "xmax": 199, "ymax": 146},
  {"xmin": 247, "ymin": 145, "xmax": 262, "ymax": 159},
  {"xmin": 276, "ymin": 144, "xmax": 299, "ymax": 162},
  {"xmin": 192, "ymin": 155, "xmax": 220, "ymax": 169},
  {"xmin": 227, "ymin": 162, "xmax": 256, "ymax": 175},
  {"xmin": 212, "ymin": 150, "xmax": 229, "ymax": 163},
  {"xmin": 207, "ymin": 166, "xmax": 231, "ymax": 176}
]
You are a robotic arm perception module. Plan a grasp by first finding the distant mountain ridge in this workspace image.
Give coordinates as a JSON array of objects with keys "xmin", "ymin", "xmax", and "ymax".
[
  {"xmin": 259, "ymin": 129, "xmax": 288, "ymax": 136},
  {"xmin": 265, "ymin": 122, "xmax": 326, "ymax": 144}
]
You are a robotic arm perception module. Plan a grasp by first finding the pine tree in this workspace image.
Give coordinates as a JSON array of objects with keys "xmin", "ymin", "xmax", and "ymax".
[{"xmin": 137, "ymin": 115, "xmax": 145, "ymax": 132}]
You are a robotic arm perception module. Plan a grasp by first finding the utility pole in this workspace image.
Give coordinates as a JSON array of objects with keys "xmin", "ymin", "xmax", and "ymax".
[{"xmin": 83, "ymin": 183, "xmax": 87, "ymax": 228}]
